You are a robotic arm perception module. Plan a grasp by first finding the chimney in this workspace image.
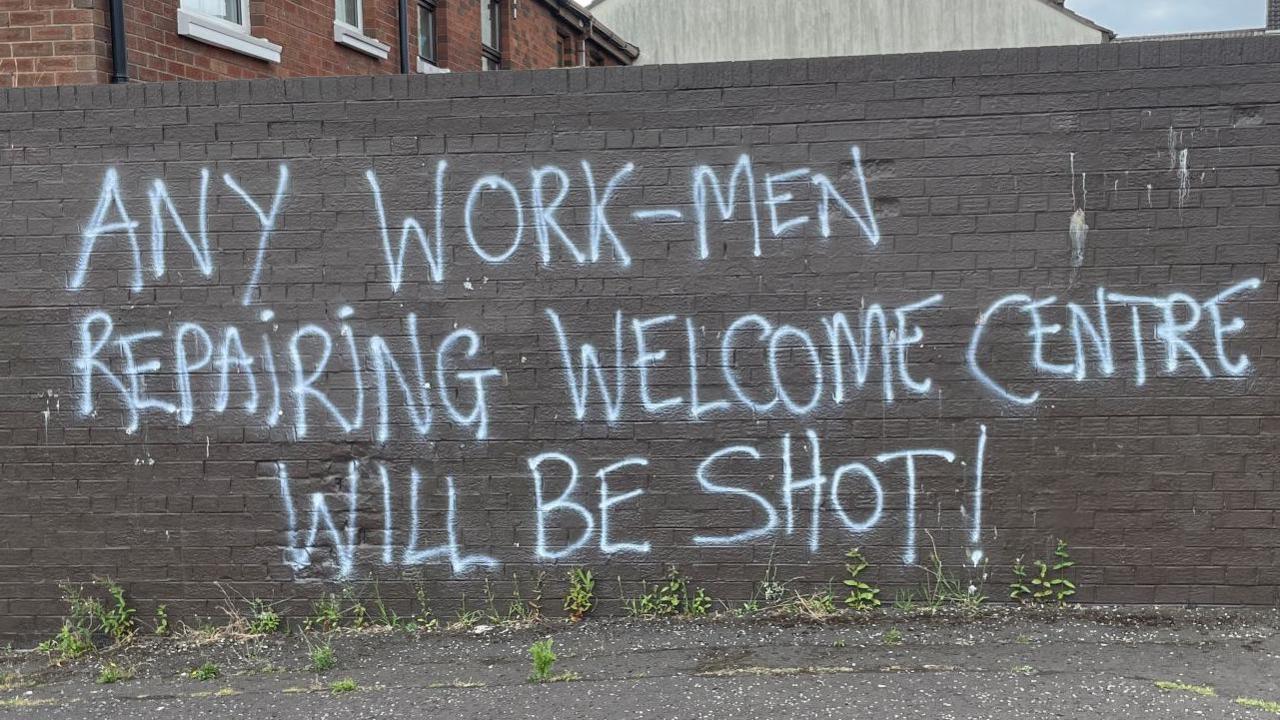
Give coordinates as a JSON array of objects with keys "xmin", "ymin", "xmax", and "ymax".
[{"xmin": 1271, "ymin": 0, "xmax": 1280, "ymax": 31}]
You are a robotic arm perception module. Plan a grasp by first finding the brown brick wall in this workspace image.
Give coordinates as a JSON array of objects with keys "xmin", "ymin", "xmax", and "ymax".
[
  {"xmin": 123, "ymin": 0, "xmax": 403, "ymax": 82},
  {"xmin": 0, "ymin": 0, "xmax": 111, "ymax": 87},
  {"xmin": 0, "ymin": 0, "xmax": 631, "ymax": 86}
]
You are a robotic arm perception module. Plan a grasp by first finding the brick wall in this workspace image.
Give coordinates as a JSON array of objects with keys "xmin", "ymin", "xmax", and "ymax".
[
  {"xmin": 124, "ymin": 0, "xmax": 404, "ymax": 81},
  {"xmin": 0, "ymin": 0, "xmax": 629, "ymax": 87},
  {"xmin": 1, "ymin": 37, "xmax": 1279, "ymax": 640},
  {"xmin": 0, "ymin": 0, "xmax": 111, "ymax": 87}
]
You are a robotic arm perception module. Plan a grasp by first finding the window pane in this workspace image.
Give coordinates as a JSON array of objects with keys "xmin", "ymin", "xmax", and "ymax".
[
  {"xmin": 192, "ymin": 0, "xmax": 241, "ymax": 24},
  {"xmin": 337, "ymin": 0, "xmax": 359, "ymax": 26},
  {"xmin": 417, "ymin": 4, "xmax": 436, "ymax": 62},
  {"xmin": 483, "ymin": 56, "xmax": 498, "ymax": 71},
  {"xmin": 482, "ymin": 0, "xmax": 499, "ymax": 49}
]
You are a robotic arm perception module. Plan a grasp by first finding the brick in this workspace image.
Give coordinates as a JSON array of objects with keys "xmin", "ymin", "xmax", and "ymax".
[{"xmin": 0, "ymin": 34, "xmax": 1277, "ymax": 643}]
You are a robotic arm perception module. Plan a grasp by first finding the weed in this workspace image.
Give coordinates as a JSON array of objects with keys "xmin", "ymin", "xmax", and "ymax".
[
  {"xmin": 189, "ymin": 662, "xmax": 220, "ymax": 681},
  {"xmin": 368, "ymin": 580, "xmax": 399, "ymax": 628},
  {"xmin": 833, "ymin": 638, "xmax": 846, "ymax": 648},
  {"xmin": 154, "ymin": 604, "xmax": 170, "ymax": 636},
  {"xmin": 97, "ymin": 580, "xmax": 136, "ymax": 643},
  {"xmin": 689, "ymin": 588, "xmax": 714, "ymax": 617},
  {"xmin": 0, "ymin": 673, "xmax": 34, "ymax": 692},
  {"xmin": 191, "ymin": 687, "xmax": 239, "ymax": 699},
  {"xmin": 699, "ymin": 665, "xmax": 857, "ymax": 678},
  {"xmin": 1010, "ymin": 539, "xmax": 1076, "ymax": 605},
  {"xmin": 777, "ymin": 590, "xmax": 839, "ymax": 620},
  {"xmin": 248, "ymin": 599, "xmax": 282, "ymax": 635},
  {"xmin": 883, "ymin": 627, "xmax": 903, "ymax": 646},
  {"xmin": 843, "ymin": 549, "xmax": 881, "ymax": 610},
  {"xmin": 1011, "ymin": 665, "xmax": 1035, "ymax": 676},
  {"xmin": 428, "ymin": 679, "xmax": 486, "ymax": 689},
  {"xmin": 412, "ymin": 582, "xmax": 439, "ymax": 631},
  {"xmin": 329, "ymin": 678, "xmax": 358, "ymax": 694},
  {"xmin": 741, "ymin": 553, "xmax": 789, "ymax": 614},
  {"xmin": 564, "ymin": 569, "xmax": 596, "ymax": 621},
  {"xmin": 528, "ymin": 638, "xmax": 559, "ymax": 682},
  {"xmin": 622, "ymin": 567, "xmax": 711, "ymax": 618},
  {"xmin": 37, "ymin": 621, "xmax": 94, "ymax": 663},
  {"xmin": 508, "ymin": 572, "xmax": 544, "ymax": 623},
  {"xmin": 1235, "ymin": 697, "xmax": 1280, "ymax": 714},
  {"xmin": 306, "ymin": 594, "xmax": 344, "ymax": 633},
  {"xmin": 310, "ymin": 644, "xmax": 336, "ymax": 672},
  {"xmin": 0, "ymin": 696, "xmax": 55, "ymax": 708},
  {"xmin": 480, "ymin": 575, "xmax": 541, "ymax": 626},
  {"xmin": 892, "ymin": 591, "xmax": 917, "ymax": 613},
  {"xmin": 1154, "ymin": 680, "xmax": 1215, "ymax": 697},
  {"xmin": 37, "ymin": 584, "xmax": 101, "ymax": 662},
  {"xmin": 450, "ymin": 594, "xmax": 484, "ymax": 631},
  {"xmin": 343, "ymin": 588, "xmax": 370, "ymax": 630},
  {"xmin": 96, "ymin": 661, "xmax": 134, "ymax": 685},
  {"xmin": 917, "ymin": 539, "xmax": 986, "ymax": 614}
]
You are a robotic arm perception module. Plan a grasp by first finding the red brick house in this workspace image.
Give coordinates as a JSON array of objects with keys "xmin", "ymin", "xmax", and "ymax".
[{"xmin": 0, "ymin": 0, "xmax": 637, "ymax": 87}]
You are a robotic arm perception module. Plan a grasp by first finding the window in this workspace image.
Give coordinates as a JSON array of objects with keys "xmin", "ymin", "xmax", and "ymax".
[
  {"xmin": 556, "ymin": 32, "xmax": 576, "ymax": 67},
  {"xmin": 187, "ymin": 0, "xmax": 244, "ymax": 25},
  {"xmin": 417, "ymin": 0, "xmax": 437, "ymax": 65},
  {"xmin": 177, "ymin": 0, "xmax": 281, "ymax": 63},
  {"xmin": 336, "ymin": 0, "xmax": 360, "ymax": 29},
  {"xmin": 333, "ymin": 0, "xmax": 389, "ymax": 58},
  {"xmin": 481, "ymin": 0, "xmax": 501, "ymax": 69}
]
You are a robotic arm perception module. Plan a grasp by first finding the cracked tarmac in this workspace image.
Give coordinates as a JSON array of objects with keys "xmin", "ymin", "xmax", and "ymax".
[{"xmin": 2, "ymin": 606, "xmax": 1279, "ymax": 719}]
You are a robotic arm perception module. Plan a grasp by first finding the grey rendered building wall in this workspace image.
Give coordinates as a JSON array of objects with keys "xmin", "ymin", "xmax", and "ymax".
[
  {"xmin": 588, "ymin": 0, "xmax": 1109, "ymax": 65},
  {"xmin": 0, "ymin": 36, "xmax": 1278, "ymax": 640}
]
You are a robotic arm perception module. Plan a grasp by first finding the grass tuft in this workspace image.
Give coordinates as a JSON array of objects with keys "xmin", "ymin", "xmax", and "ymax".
[{"xmin": 1154, "ymin": 680, "xmax": 1216, "ymax": 697}]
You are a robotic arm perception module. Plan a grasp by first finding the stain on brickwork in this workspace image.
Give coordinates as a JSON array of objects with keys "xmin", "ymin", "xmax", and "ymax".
[{"xmin": 1, "ymin": 38, "xmax": 1279, "ymax": 639}]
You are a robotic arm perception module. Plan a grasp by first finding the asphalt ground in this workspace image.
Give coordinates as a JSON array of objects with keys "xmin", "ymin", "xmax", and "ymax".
[{"xmin": 2, "ymin": 606, "xmax": 1278, "ymax": 719}]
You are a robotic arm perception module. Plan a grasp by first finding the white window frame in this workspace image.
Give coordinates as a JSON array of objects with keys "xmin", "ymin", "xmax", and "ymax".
[
  {"xmin": 336, "ymin": 0, "xmax": 362, "ymax": 31},
  {"xmin": 334, "ymin": 0, "xmax": 391, "ymax": 59},
  {"xmin": 177, "ymin": 0, "xmax": 281, "ymax": 63}
]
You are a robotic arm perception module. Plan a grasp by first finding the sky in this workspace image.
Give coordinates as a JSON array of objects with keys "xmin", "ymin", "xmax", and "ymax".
[{"xmin": 1058, "ymin": 1, "xmax": 1262, "ymax": 37}]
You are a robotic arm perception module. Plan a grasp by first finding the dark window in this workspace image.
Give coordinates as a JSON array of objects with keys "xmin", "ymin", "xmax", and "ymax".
[
  {"xmin": 556, "ymin": 32, "xmax": 576, "ymax": 67},
  {"xmin": 481, "ymin": 0, "xmax": 502, "ymax": 69},
  {"xmin": 589, "ymin": 49, "xmax": 604, "ymax": 67},
  {"xmin": 417, "ymin": 0, "xmax": 437, "ymax": 65}
]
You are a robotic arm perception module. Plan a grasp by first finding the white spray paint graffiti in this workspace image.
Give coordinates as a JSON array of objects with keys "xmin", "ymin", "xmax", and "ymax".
[{"xmin": 62, "ymin": 144, "xmax": 1264, "ymax": 580}]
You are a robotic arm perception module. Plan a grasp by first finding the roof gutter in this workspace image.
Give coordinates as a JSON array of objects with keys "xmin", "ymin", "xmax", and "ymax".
[
  {"xmin": 109, "ymin": 0, "xmax": 129, "ymax": 83},
  {"xmin": 544, "ymin": 0, "xmax": 639, "ymax": 63}
]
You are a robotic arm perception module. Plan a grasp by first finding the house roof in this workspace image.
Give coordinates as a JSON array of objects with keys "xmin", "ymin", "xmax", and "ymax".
[
  {"xmin": 1035, "ymin": 0, "xmax": 1115, "ymax": 39},
  {"xmin": 548, "ymin": 0, "xmax": 640, "ymax": 61},
  {"xmin": 545, "ymin": 0, "xmax": 640, "ymax": 60},
  {"xmin": 1117, "ymin": 28, "xmax": 1270, "ymax": 42}
]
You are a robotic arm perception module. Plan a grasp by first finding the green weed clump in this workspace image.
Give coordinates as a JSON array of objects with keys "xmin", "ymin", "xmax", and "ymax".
[
  {"xmin": 1010, "ymin": 540, "xmax": 1076, "ymax": 605},
  {"xmin": 842, "ymin": 549, "xmax": 881, "ymax": 610},
  {"xmin": 622, "ymin": 567, "xmax": 713, "ymax": 618},
  {"xmin": 563, "ymin": 569, "xmax": 596, "ymax": 622},
  {"xmin": 189, "ymin": 662, "xmax": 220, "ymax": 681},
  {"xmin": 37, "ymin": 580, "xmax": 139, "ymax": 663}
]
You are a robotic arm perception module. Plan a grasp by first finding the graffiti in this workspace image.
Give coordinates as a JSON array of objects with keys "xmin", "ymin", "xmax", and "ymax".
[
  {"xmin": 274, "ymin": 424, "xmax": 985, "ymax": 578},
  {"xmin": 62, "ymin": 144, "xmax": 1264, "ymax": 580}
]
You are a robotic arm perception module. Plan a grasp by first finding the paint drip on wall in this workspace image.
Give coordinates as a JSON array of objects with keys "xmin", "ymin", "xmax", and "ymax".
[{"xmin": 1069, "ymin": 208, "xmax": 1088, "ymax": 268}]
